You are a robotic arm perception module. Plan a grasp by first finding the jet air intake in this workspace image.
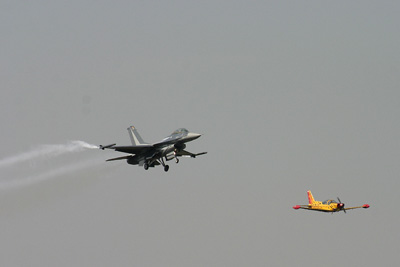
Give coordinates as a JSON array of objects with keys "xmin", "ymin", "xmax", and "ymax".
[{"xmin": 174, "ymin": 143, "xmax": 186, "ymax": 151}]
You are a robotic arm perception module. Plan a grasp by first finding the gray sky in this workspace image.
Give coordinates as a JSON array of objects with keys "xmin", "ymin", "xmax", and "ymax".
[{"xmin": 1, "ymin": 1, "xmax": 399, "ymax": 266}]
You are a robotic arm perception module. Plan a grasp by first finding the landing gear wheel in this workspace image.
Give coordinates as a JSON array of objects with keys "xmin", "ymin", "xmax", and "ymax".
[
  {"xmin": 164, "ymin": 165, "xmax": 169, "ymax": 172},
  {"xmin": 175, "ymin": 158, "xmax": 179, "ymax": 164},
  {"xmin": 144, "ymin": 163, "xmax": 149, "ymax": 170}
]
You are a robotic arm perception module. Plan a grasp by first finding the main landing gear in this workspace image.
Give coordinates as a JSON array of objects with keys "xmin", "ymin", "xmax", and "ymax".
[
  {"xmin": 144, "ymin": 162, "xmax": 169, "ymax": 172},
  {"xmin": 160, "ymin": 157, "xmax": 169, "ymax": 172},
  {"xmin": 143, "ymin": 157, "xmax": 171, "ymax": 172},
  {"xmin": 157, "ymin": 157, "xmax": 170, "ymax": 172}
]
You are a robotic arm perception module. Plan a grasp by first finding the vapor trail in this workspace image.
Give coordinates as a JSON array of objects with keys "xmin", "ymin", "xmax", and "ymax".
[{"xmin": 0, "ymin": 141, "xmax": 99, "ymax": 168}]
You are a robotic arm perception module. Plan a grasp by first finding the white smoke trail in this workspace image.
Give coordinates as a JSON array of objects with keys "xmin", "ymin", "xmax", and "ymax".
[
  {"xmin": 0, "ymin": 141, "xmax": 106, "ymax": 189},
  {"xmin": 0, "ymin": 157, "xmax": 105, "ymax": 189},
  {"xmin": 0, "ymin": 141, "xmax": 99, "ymax": 168}
]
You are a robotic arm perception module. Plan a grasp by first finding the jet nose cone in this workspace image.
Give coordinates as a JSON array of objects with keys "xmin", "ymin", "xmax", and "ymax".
[{"xmin": 187, "ymin": 133, "xmax": 202, "ymax": 141}]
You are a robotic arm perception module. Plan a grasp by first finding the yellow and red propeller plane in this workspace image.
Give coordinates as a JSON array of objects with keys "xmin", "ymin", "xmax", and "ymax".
[{"xmin": 293, "ymin": 190, "xmax": 370, "ymax": 213}]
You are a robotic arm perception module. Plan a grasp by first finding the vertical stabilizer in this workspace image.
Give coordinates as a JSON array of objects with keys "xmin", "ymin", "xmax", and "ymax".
[
  {"xmin": 307, "ymin": 190, "xmax": 315, "ymax": 205},
  {"xmin": 127, "ymin": 126, "xmax": 148, "ymax": 145}
]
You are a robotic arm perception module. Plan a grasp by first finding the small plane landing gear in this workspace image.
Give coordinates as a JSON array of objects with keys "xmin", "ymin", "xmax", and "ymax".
[
  {"xmin": 175, "ymin": 157, "xmax": 179, "ymax": 164},
  {"xmin": 164, "ymin": 165, "xmax": 169, "ymax": 172},
  {"xmin": 144, "ymin": 163, "xmax": 149, "ymax": 170}
]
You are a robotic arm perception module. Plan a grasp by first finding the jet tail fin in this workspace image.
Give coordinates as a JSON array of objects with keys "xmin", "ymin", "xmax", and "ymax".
[
  {"xmin": 307, "ymin": 190, "xmax": 315, "ymax": 205},
  {"xmin": 127, "ymin": 126, "xmax": 149, "ymax": 145}
]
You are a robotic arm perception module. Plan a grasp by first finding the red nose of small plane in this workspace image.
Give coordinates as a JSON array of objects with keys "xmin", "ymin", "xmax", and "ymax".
[{"xmin": 337, "ymin": 203, "xmax": 345, "ymax": 209}]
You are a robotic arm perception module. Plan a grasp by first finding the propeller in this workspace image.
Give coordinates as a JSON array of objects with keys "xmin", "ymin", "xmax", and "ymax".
[{"xmin": 337, "ymin": 197, "xmax": 346, "ymax": 213}]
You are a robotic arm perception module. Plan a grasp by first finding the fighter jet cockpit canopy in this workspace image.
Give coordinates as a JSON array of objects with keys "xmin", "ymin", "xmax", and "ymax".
[{"xmin": 171, "ymin": 128, "xmax": 189, "ymax": 136}]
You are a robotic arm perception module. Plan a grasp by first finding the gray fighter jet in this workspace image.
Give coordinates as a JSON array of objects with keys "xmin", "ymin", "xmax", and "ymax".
[{"xmin": 99, "ymin": 126, "xmax": 207, "ymax": 172}]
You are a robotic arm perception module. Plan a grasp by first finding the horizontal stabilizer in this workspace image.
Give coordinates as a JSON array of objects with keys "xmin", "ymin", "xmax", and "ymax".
[{"xmin": 106, "ymin": 155, "xmax": 131, "ymax": 162}]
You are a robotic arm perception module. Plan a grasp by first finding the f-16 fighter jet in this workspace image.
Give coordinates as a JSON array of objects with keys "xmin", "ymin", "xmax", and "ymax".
[{"xmin": 100, "ymin": 126, "xmax": 207, "ymax": 172}]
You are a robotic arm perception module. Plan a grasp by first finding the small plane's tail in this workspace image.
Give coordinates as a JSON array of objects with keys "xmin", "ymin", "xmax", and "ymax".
[
  {"xmin": 307, "ymin": 190, "xmax": 315, "ymax": 205},
  {"xmin": 127, "ymin": 126, "xmax": 149, "ymax": 145}
]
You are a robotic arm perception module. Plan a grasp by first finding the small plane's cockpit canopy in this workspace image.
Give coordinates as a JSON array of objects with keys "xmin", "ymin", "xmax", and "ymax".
[
  {"xmin": 171, "ymin": 128, "xmax": 189, "ymax": 136},
  {"xmin": 322, "ymin": 199, "xmax": 337, "ymax": 205}
]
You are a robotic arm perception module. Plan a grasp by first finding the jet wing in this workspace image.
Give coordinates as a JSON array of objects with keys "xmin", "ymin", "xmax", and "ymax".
[
  {"xmin": 112, "ymin": 145, "xmax": 154, "ymax": 154},
  {"xmin": 153, "ymin": 140, "xmax": 176, "ymax": 148},
  {"xmin": 176, "ymin": 150, "xmax": 208, "ymax": 158}
]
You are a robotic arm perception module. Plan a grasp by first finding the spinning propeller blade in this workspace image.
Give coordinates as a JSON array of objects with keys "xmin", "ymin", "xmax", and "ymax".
[{"xmin": 337, "ymin": 197, "xmax": 346, "ymax": 213}]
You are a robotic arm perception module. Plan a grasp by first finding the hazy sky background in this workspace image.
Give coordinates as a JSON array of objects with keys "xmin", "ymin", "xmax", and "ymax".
[{"xmin": 1, "ymin": 1, "xmax": 399, "ymax": 266}]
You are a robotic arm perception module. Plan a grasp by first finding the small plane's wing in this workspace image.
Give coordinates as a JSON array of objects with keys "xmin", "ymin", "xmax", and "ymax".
[
  {"xmin": 293, "ymin": 205, "xmax": 312, "ymax": 210},
  {"xmin": 343, "ymin": 204, "xmax": 370, "ymax": 211},
  {"xmin": 111, "ymin": 145, "xmax": 154, "ymax": 154},
  {"xmin": 176, "ymin": 150, "xmax": 207, "ymax": 158}
]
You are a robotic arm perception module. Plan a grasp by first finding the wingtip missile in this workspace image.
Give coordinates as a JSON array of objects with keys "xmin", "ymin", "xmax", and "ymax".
[
  {"xmin": 99, "ymin": 143, "xmax": 116, "ymax": 150},
  {"xmin": 191, "ymin": 152, "xmax": 207, "ymax": 158}
]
